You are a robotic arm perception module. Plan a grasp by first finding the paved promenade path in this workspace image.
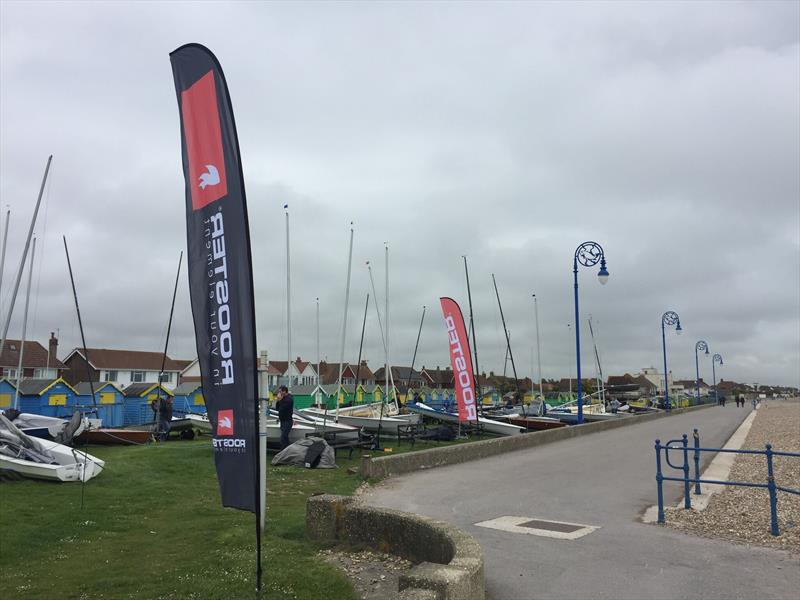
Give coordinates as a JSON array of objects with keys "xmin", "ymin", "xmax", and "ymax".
[{"xmin": 364, "ymin": 405, "xmax": 800, "ymax": 600}]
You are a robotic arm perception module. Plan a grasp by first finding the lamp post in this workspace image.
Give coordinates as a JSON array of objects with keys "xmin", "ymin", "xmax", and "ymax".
[
  {"xmin": 573, "ymin": 242, "xmax": 609, "ymax": 424},
  {"xmin": 694, "ymin": 341, "xmax": 709, "ymax": 401},
  {"xmin": 712, "ymin": 353, "xmax": 723, "ymax": 404},
  {"xmin": 661, "ymin": 311, "xmax": 682, "ymax": 412}
]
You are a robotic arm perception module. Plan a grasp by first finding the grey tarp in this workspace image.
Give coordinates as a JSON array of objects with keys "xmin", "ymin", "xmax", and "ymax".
[{"xmin": 271, "ymin": 437, "xmax": 336, "ymax": 469}]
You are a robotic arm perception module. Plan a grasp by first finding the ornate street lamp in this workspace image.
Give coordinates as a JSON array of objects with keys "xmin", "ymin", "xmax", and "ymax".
[
  {"xmin": 573, "ymin": 241, "xmax": 609, "ymax": 424},
  {"xmin": 661, "ymin": 311, "xmax": 682, "ymax": 411},
  {"xmin": 712, "ymin": 353, "xmax": 723, "ymax": 404},
  {"xmin": 695, "ymin": 341, "xmax": 709, "ymax": 401}
]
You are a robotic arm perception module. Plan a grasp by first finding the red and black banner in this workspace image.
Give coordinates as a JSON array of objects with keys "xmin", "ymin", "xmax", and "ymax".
[
  {"xmin": 440, "ymin": 297, "xmax": 478, "ymax": 423},
  {"xmin": 170, "ymin": 44, "xmax": 259, "ymax": 512}
]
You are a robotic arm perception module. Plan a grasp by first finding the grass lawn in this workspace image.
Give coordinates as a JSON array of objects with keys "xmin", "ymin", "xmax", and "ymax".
[{"xmin": 0, "ymin": 432, "xmax": 479, "ymax": 599}]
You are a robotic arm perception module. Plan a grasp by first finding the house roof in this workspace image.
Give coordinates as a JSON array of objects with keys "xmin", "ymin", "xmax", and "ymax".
[
  {"xmin": 74, "ymin": 381, "xmax": 122, "ymax": 395},
  {"xmin": 0, "ymin": 339, "xmax": 67, "ymax": 370},
  {"xmin": 65, "ymin": 348, "xmax": 188, "ymax": 371},
  {"xmin": 420, "ymin": 366, "xmax": 454, "ymax": 386},
  {"xmin": 375, "ymin": 366, "xmax": 423, "ymax": 383},
  {"xmin": 172, "ymin": 382, "xmax": 203, "ymax": 395},
  {"xmin": 17, "ymin": 378, "xmax": 76, "ymax": 396},
  {"xmin": 123, "ymin": 382, "xmax": 174, "ymax": 397},
  {"xmin": 318, "ymin": 361, "xmax": 375, "ymax": 385}
]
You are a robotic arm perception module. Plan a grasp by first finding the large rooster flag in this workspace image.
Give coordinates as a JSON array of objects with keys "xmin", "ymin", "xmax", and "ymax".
[
  {"xmin": 440, "ymin": 297, "xmax": 478, "ymax": 423},
  {"xmin": 170, "ymin": 44, "xmax": 260, "ymax": 516}
]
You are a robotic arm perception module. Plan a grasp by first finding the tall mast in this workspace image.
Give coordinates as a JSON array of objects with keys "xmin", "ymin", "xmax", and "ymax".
[
  {"xmin": 384, "ymin": 243, "xmax": 390, "ymax": 408},
  {"xmin": 12, "ymin": 238, "xmax": 35, "ymax": 410},
  {"xmin": 153, "ymin": 252, "xmax": 183, "ymax": 433},
  {"xmin": 533, "ymin": 294, "xmax": 543, "ymax": 400},
  {"xmin": 335, "ymin": 223, "xmax": 354, "ymax": 420},
  {"xmin": 462, "ymin": 256, "xmax": 482, "ymax": 403},
  {"xmin": 492, "ymin": 274, "xmax": 520, "ymax": 395},
  {"xmin": 588, "ymin": 315, "xmax": 605, "ymax": 404},
  {"xmin": 366, "ymin": 260, "xmax": 388, "ymax": 445},
  {"xmin": 407, "ymin": 305, "xmax": 425, "ymax": 390},
  {"xmin": 0, "ymin": 208, "xmax": 10, "ymax": 310},
  {"xmin": 284, "ymin": 204, "xmax": 292, "ymax": 389},
  {"xmin": 316, "ymin": 297, "xmax": 320, "ymax": 388},
  {"xmin": 1, "ymin": 155, "xmax": 52, "ymax": 354},
  {"xmin": 353, "ymin": 293, "xmax": 369, "ymax": 400}
]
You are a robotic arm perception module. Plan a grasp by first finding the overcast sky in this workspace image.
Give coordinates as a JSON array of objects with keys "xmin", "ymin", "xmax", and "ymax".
[{"xmin": 1, "ymin": 1, "xmax": 798, "ymax": 387}]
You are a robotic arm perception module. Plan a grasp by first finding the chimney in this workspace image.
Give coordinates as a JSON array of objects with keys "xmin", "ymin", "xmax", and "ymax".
[
  {"xmin": 259, "ymin": 350, "xmax": 268, "ymax": 369},
  {"xmin": 361, "ymin": 360, "xmax": 367, "ymax": 366},
  {"xmin": 48, "ymin": 332, "xmax": 58, "ymax": 368}
]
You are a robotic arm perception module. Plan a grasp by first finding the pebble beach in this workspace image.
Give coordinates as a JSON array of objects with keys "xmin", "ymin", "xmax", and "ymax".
[{"xmin": 668, "ymin": 399, "xmax": 800, "ymax": 554}]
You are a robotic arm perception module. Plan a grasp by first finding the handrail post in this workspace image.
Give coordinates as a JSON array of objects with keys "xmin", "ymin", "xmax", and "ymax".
[
  {"xmin": 693, "ymin": 429, "xmax": 701, "ymax": 495},
  {"xmin": 655, "ymin": 439, "xmax": 665, "ymax": 524},
  {"xmin": 765, "ymin": 444, "xmax": 780, "ymax": 536},
  {"xmin": 682, "ymin": 434, "xmax": 691, "ymax": 509}
]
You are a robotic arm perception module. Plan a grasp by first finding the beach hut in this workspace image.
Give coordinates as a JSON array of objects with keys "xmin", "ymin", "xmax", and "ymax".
[
  {"xmin": 172, "ymin": 382, "xmax": 206, "ymax": 415},
  {"xmin": 74, "ymin": 382, "xmax": 125, "ymax": 427},
  {"xmin": 16, "ymin": 378, "xmax": 79, "ymax": 417},
  {"xmin": 123, "ymin": 383, "xmax": 173, "ymax": 426},
  {"xmin": 0, "ymin": 378, "xmax": 17, "ymax": 411},
  {"xmin": 290, "ymin": 384, "xmax": 321, "ymax": 410}
]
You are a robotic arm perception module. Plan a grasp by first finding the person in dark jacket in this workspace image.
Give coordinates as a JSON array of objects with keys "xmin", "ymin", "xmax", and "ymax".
[
  {"xmin": 151, "ymin": 396, "xmax": 173, "ymax": 441},
  {"xmin": 275, "ymin": 385, "xmax": 294, "ymax": 449}
]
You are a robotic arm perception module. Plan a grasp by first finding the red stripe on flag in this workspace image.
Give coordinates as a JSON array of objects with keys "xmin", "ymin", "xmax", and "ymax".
[{"xmin": 181, "ymin": 70, "xmax": 228, "ymax": 210}]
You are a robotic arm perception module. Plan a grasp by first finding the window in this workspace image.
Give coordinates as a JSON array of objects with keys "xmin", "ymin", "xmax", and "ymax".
[
  {"xmin": 106, "ymin": 370, "xmax": 118, "ymax": 382},
  {"xmin": 131, "ymin": 371, "xmax": 145, "ymax": 383},
  {"xmin": 34, "ymin": 368, "xmax": 45, "ymax": 378},
  {"xmin": 5, "ymin": 368, "xmax": 17, "ymax": 379},
  {"xmin": 159, "ymin": 372, "xmax": 173, "ymax": 383}
]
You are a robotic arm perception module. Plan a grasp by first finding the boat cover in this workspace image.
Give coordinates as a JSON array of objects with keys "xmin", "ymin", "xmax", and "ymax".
[
  {"xmin": 0, "ymin": 414, "xmax": 57, "ymax": 464},
  {"xmin": 271, "ymin": 437, "xmax": 336, "ymax": 469}
]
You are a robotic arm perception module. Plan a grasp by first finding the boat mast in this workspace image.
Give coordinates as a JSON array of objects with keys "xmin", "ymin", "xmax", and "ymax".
[
  {"xmin": 12, "ymin": 238, "xmax": 35, "ymax": 410},
  {"xmin": 0, "ymin": 208, "xmax": 10, "ymax": 313},
  {"xmin": 533, "ymin": 294, "xmax": 543, "ymax": 401},
  {"xmin": 492, "ymin": 274, "xmax": 520, "ymax": 396},
  {"xmin": 316, "ymin": 296, "xmax": 320, "ymax": 404},
  {"xmin": 353, "ymin": 293, "xmax": 369, "ymax": 401},
  {"xmin": 407, "ymin": 305, "xmax": 425, "ymax": 390},
  {"xmin": 63, "ymin": 235, "xmax": 94, "ymax": 505},
  {"xmin": 463, "ymin": 256, "xmax": 481, "ymax": 426},
  {"xmin": 588, "ymin": 315, "xmax": 605, "ymax": 404},
  {"xmin": 335, "ymin": 223, "xmax": 354, "ymax": 420},
  {"xmin": 153, "ymin": 252, "xmax": 183, "ymax": 435},
  {"xmin": 366, "ymin": 260, "xmax": 388, "ymax": 446},
  {"xmin": 285, "ymin": 204, "xmax": 292, "ymax": 389},
  {"xmin": 0, "ymin": 155, "xmax": 52, "ymax": 355}
]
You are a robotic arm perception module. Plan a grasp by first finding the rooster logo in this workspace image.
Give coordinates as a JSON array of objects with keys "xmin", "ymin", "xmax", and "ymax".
[
  {"xmin": 199, "ymin": 164, "xmax": 220, "ymax": 190},
  {"xmin": 217, "ymin": 409, "xmax": 234, "ymax": 435}
]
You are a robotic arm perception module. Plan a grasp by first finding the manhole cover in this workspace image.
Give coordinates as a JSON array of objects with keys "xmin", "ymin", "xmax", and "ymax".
[
  {"xmin": 475, "ymin": 516, "xmax": 599, "ymax": 540},
  {"xmin": 518, "ymin": 519, "xmax": 584, "ymax": 533}
]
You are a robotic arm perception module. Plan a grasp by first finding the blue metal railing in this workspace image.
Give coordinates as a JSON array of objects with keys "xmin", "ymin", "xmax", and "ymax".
[{"xmin": 655, "ymin": 429, "xmax": 800, "ymax": 536}]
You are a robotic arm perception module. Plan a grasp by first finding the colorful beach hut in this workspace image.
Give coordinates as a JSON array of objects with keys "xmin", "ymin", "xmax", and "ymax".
[
  {"xmin": 16, "ymin": 378, "xmax": 79, "ymax": 417},
  {"xmin": 74, "ymin": 382, "xmax": 125, "ymax": 427},
  {"xmin": 172, "ymin": 382, "xmax": 206, "ymax": 415},
  {"xmin": 0, "ymin": 378, "xmax": 16, "ymax": 410},
  {"xmin": 123, "ymin": 383, "xmax": 173, "ymax": 426}
]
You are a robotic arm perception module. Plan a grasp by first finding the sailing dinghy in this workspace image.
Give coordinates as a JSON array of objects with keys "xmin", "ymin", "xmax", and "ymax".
[
  {"xmin": 0, "ymin": 414, "xmax": 104, "ymax": 482},
  {"xmin": 406, "ymin": 401, "xmax": 525, "ymax": 436}
]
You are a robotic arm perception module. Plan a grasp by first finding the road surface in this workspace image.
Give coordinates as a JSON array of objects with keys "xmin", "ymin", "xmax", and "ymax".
[{"xmin": 364, "ymin": 405, "xmax": 799, "ymax": 600}]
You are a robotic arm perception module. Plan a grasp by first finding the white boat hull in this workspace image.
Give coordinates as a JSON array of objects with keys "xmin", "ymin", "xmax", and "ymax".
[
  {"xmin": 0, "ymin": 437, "xmax": 104, "ymax": 482},
  {"xmin": 299, "ymin": 409, "xmax": 408, "ymax": 433},
  {"xmin": 406, "ymin": 402, "xmax": 525, "ymax": 436}
]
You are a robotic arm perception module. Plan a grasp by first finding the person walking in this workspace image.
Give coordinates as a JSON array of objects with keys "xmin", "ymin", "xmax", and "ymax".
[{"xmin": 275, "ymin": 385, "xmax": 294, "ymax": 450}]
